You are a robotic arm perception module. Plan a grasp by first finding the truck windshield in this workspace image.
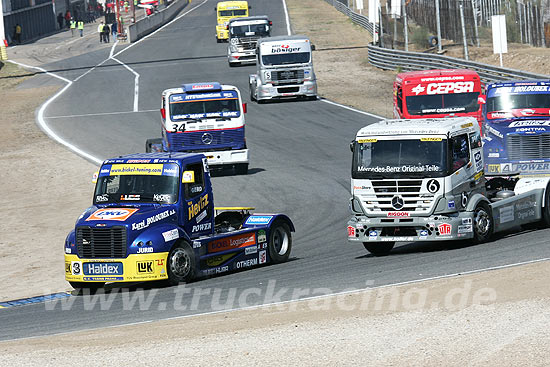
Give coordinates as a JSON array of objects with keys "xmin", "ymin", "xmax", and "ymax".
[
  {"xmin": 486, "ymin": 92, "xmax": 550, "ymax": 117},
  {"xmin": 352, "ymin": 138, "xmax": 448, "ymax": 179},
  {"xmin": 219, "ymin": 9, "xmax": 246, "ymax": 16},
  {"xmin": 170, "ymin": 91, "xmax": 240, "ymax": 120},
  {"xmin": 94, "ymin": 163, "xmax": 179, "ymax": 204},
  {"xmin": 231, "ymin": 24, "xmax": 269, "ymax": 37},
  {"xmin": 406, "ymin": 92, "xmax": 479, "ymax": 115},
  {"xmin": 262, "ymin": 52, "xmax": 310, "ymax": 66}
]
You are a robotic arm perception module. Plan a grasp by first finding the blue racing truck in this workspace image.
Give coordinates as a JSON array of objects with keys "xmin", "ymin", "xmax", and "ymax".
[
  {"xmin": 482, "ymin": 80, "xmax": 550, "ymax": 176},
  {"xmin": 65, "ymin": 153, "xmax": 293, "ymax": 290},
  {"xmin": 146, "ymin": 82, "xmax": 249, "ymax": 174}
]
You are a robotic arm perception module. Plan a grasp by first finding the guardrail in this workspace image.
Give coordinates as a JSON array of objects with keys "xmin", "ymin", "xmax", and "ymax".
[
  {"xmin": 128, "ymin": 0, "xmax": 189, "ymax": 43},
  {"xmin": 323, "ymin": 0, "xmax": 550, "ymax": 82}
]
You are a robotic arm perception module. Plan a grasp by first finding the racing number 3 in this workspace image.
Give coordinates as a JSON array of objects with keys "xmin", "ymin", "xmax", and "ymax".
[{"xmin": 171, "ymin": 123, "xmax": 185, "ymax": 133}]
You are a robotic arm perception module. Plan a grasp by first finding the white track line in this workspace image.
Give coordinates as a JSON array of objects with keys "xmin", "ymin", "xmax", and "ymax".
[
  {"xmin": 281, "ymin": 0, "xmax": 292, "ymax": 36},
  {"xmin": 7, "ymin": 60, "xmax": 103, "ymax": 165},
  {"xmin": 111, "ymin": 54, "xmax": 140, "ymax": 111}
]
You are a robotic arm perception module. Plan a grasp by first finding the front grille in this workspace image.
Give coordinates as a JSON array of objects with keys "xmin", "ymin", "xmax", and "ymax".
[
  {"xmin": 364, "ymin": 180, "xmax": 435, "ymax": 212},
  {"xmin": 76, "ymin": 226, "xmax": 127, "ymax": 258},
  {"xmin": 270, "ymin": 69, "xmax": 305, "ymax": 85},
  {"xmin": 169, "ymin": 128, "xmax": 245, "ymax": 151},
  {"xmin": 237, "ymin": 36, "xmax": 258, "ymax": 50},
  {"xmin": 277, "ymin": 87, "xmax": 300, "ymax": 93},
  {"xmin": 507, "ymin": 133, "xmax": 550, "ymax": 160}
]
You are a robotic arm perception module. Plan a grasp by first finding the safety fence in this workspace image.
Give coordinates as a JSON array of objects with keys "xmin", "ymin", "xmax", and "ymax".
[
  {"xmin": 127, "ymin": 0, "xmax": 189, "ymax": 42},
  {"xmin": 322, "ymin": 0, "xmax": 550, "ymax": 82}
]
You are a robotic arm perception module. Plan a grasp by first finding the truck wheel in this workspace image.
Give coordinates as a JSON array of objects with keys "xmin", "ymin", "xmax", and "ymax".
[
  {"xmin": 540, "ymin": 185, "xmax": 550, "ymax": 227},
  {"xmin": 268, "ymin": 222, "xmax": 292, "ymax": 263},
  {"xmin": 473, "ymin": 202, "xmax": 493, "ymax": 243},
  {"xmin": 69, "ymin": 281, "xmax": 105, "ymax": 290},
  {"xmin": 249, "ymin": 87, "xmax": 256, "ymax": 101},
  {"xmin": 167, "ymin": 242, "xmax": 195, "ymax": 285},
  {"xmin": 362, "ymin": 242, "xmax": 394, "ymax": 256},
  {"xmin": 235, "ymin": 163, "xmax": 248, "ymax": 175}
]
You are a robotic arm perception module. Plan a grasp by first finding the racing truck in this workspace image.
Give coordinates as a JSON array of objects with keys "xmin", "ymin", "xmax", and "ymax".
[
  {"xmin": 146, "ymin": 82, "xmax": 249, "ymax": 175},
  {"xmin": 347, "ymin": 116, "xmax": 550, "ymax": 256},
  {"xmin": 249, "ymin": 35, "xmax": 317, "ymax": 103},
  {"xmin": 227, "ymin": 15, "xmax": 271, "ymax": 66},
  {"xmin": 482, "ymin": 80, "xmax": 550, "ymax": 176},
  {"xmin": 393, "ymin": 69, "xmax": 483, "ymax": 126},
  {"xmin": 65, "ymin": 153, "xmax": 294, "ymax": 289},
  {"xmin": 215, "ymin": 0, "xmax": 249, "ymax": 43}
]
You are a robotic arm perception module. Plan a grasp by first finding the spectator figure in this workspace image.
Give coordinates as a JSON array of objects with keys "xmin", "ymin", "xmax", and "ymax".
[
  {"xmin": 70, "ymin": 18, "xmax": 76, "ymax": 36},
  {"xmin": 98, "ymin": 21, "xmax": 105, "ymax": 43},
  {"xmin": 13, "ymin": 24, "xmax": 22, "ymax": 44},
  {"xmin": 65, "ymin": 10, "xmax": 71, "ymax": 28},
  {"xmin": 103, "ymin": 23, "xmax": 111, "ymax": 43},
  {"xmin": 57, "ymin": 13, "xmax": 64, "ymax": 29},
  {"xmin": 77, "ymin": 20, "xmax": 84, "ymax": 37},
  {"xmin": 111, "ymin": 21, "xmax": 118, "ymax": 41}
]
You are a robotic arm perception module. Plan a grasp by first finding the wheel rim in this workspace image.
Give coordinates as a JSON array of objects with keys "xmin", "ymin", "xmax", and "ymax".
[
  {"xmin": 272, "ymin": 227, "xmax": 289, "ymax": 255},
  {"xmin": 169, "ymin": 248, "xmax": 191, "ymax": 278},
  {"xmin": 474, "ymin": 207, "xmax": 491, "ymax": 237}
]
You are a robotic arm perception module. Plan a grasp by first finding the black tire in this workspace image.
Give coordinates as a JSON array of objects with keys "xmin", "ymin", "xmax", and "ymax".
[
  {"xmin": 268, "ymin": 222, "xmax": 292, "ymax": 263},
  {"xmin": 69, "ymin": 281, "xmax": 105, "ymax": 290},
  {"xmin": 540, "ymin": 185, "xmax": 550, "ymax": 227},
  {"xmin": 249, "ymin": 86, "xmax": 256, "ymax": 101},
  {"xmin": 257, "ymin": 98, "xmax": 266, "ymax": 104},
  {"xmin": 167, "ymin": 242, "xmax": 195, "ymax": 285},
  {"xmin": 146, "ymin": 138, "xmax": 162, "ymax": 153},
  {"xmin": 229, "ymin": 62, "xmax": 235, "ymax": 67},
  {"xmin": 235, "ymin": 163, "xmax": 248, "ymax": 175},
  {"xmin": 216, "ymin": 38, "xmax": 221, "ymax": 43},
  {"xmin": 362, "ymin": 242, "xmax": 394, "ymax": 256},
  {"xmin": 473, "ymin": 201, "xmax": 493, "ymax": 244}
]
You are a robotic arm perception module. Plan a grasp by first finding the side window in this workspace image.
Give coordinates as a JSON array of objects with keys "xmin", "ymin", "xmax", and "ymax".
[
  {"xmin": 184, "ymin": 163, "xmax": 205, "ymax": 199},
  {"xmin": 469, "ymin": 132, "xmax": 482, "ymax": 149},
  {"xmin": 451, "ymin": 134, "xmax": 470, "ymax": 172},
  {"xmin": 396, "ymin": 87, "xmax": 403, "ymax": 112}
]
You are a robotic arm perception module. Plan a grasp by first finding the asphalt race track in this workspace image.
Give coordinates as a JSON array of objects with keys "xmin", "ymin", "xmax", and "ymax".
[{"xmin": 2, "ymin": 0, "xmax": 550, "ymax": 341}]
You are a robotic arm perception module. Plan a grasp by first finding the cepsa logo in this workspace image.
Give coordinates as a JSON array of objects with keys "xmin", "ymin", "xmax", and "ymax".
[
  {"xmin": 426, "ymin": 81, "xmax": 475, "ymax": 95},
  {"xmin": 86, "ymin": 208, "xmax": 139, "ymax": 221},
  {"xmin": 192, "ymin": 84, "xmax": 214, "ymax": 90},
  {"xmin": 208, "ymin": 233, "xmax": 256, "ymax": 253}
]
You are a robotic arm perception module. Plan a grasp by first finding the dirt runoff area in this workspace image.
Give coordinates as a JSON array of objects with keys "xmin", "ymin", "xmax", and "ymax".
[{"xmin": 1, "ymin": 0, "xmax": 550, "ymax": 363}]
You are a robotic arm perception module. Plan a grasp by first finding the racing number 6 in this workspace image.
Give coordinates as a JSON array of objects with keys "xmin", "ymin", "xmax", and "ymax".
[{"xmin": 427, "ymin": 179, "xmax": 440, "ymax": 194}]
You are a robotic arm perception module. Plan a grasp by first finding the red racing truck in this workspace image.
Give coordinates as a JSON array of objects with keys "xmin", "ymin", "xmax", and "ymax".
[{"xmin": 393, "ymin": 69, "xmax": 484, "ymax": 126}]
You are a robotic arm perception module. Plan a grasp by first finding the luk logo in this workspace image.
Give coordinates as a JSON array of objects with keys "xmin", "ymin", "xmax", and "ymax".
[
  {"xmin": 411, "ymin": 84, "xmax": 425, "ymax": 95},
  {"xmin": 86, "ymin": 208, "xmax": 138, "ymax": 221},
  {"xmin": 438, "ymin": 223, "xmax": 452, "ymax": 236},
  {"xmin": 137, "ymin": 261, "xmax": 154, "ymax": 273}
]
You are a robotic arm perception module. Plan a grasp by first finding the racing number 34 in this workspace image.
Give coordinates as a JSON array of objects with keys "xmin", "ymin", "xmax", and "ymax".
[{"xmin": 171, "ymin": 123, "xmax": 185, "ymax": 133}]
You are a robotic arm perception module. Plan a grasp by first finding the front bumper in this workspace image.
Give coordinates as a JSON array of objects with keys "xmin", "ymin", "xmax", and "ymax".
[
  {"xmin": 228, "ymin": 51, "xmax": 256, "ymax": 65},
  {"xmin": 203, "ymin": 148, "xmax": 249, "ymax": 166},
  {"xmin": 347, "ymin": 213, "xmax": 475, "ymax": 243},
  {"xmin": 65, "ymin": 253, "xmax": 169, "ymax": 283},
  {"xmin": 257, "ymin": 81, "xmax": 317, "ymax": 100}
]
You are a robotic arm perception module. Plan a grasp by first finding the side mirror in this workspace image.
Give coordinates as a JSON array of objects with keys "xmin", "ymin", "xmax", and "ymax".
[
  {"xmin": 92, "ymin": 171, "xmax": 99, "ymax": 184},
  {"xmin": 478, "ymin": 95, "xmax": 486, "ymax": 105},
  {"xmin": 160, "ymin": 108, "xmax": 166, "ymax": 119},
  {"xmin": 350, "ymin": 141, "xmax": 355, "ymax": 152},
  {"xmin": 311, "ymin": 44, "xmax": 316, "ymax": 51},
  {"xmin": 242, "ymin": 103, "xmax": 247, "ymax": 114}
]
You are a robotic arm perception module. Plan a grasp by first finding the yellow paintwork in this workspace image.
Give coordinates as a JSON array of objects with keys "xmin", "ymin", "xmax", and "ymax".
[{"xmin": 215, "ymin": 1, "xmax": 249, "ymax": 40}]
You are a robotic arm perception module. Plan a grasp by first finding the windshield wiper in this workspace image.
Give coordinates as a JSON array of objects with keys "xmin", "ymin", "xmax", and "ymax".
[{"xmin": 182, "ymin": 118, "xmax": 203, "ymax": 123}]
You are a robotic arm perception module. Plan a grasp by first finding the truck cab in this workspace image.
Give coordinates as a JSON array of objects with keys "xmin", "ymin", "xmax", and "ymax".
[
  {"xmin": 65, "ymin": 153, "xmax": 294, "ymax": 289},
  {"xmin": 348, "ymin": 117, "xmax": 550, "ymax": 255},
  {"xmin": 147, "ymin": 82, "xmax": 249, "ymax": 174},
  {"xmin": 227, "ymin": 16, "xmax": 271, "ymax": 66},
  {"xmin": 482, "ymin": 80, "xmax": 550, "ymax": 176},
  {"xmin": 215, "ymin": 0, "xmax": 249, "ymax": 42},
  {"xmin": 393, "ymin": 69, "xmax": 483, "ymax": 126},
  {"xmin": 249, "ymin": 35, "xmax": 317, "ymax": 103}
]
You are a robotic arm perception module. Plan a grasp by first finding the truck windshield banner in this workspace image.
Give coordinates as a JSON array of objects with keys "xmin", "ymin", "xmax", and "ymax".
[
  {"xmin": 99, "ymin": 163, "xmax": 179, "ymax": 177},
  {"xmin": 261, "ymin": 41, "xmax": 310, "ymax": 55},
  {"xmin": 169, "ymin": 91, "xmax": 240, "ymax": 120}
]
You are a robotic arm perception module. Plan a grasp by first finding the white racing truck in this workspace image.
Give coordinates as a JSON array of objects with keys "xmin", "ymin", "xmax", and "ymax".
[
  {"xmin": 348, "ymin": 117, "xmax": 550, "ymax": 255},
  {"xmin": 227, "ymin": 16, "xmax": 271, "ymax": 66},
  {"xmin": 249, "ymin": 35, "xmax": 317, "ymax": 103}
]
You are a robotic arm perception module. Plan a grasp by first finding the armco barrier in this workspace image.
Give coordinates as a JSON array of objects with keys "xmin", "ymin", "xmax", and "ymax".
[
  {"xmin": 128, "ymin": 0, "xmax": 189, "ymax": 43},
  {"xmin": 323, "ymin": 0, "xmax": 550, "ymax": 83}
]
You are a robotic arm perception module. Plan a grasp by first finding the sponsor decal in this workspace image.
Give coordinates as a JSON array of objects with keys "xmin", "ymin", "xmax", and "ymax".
[
  {"xmin": 259, "ymin": 250, "xmax": 267, "ymax": 264},
  {"xmin": 132, "ymin": 209, "xmax": 176, "ymax": 231},
  {"xmin": 270, "ymin": 44, "xmax": 302, "ymax": 53},
  {"xmin": 83, "ymin": 263, "xmax": 123, "ymax": 275},
  {"xmin": 474, "ymin": 171, "xmax": 484, "ymax": 181},
  {"xmin": 193, "ymin": 241, "xmax": 201, "ymax": 249},
  {"xmin": 428, "ymin": 81, "xmax": 475, "ymax": 95},
  {"xmin": 420, "ymin": 137, "xmax": 443, "ymax": 141},
  {"xmin": 488, "ymin": 152, "xmax": 500, "ymax": 158},
  {"xmin": 426, "ymin": 179, "xmax": 440, "ymax": 193},
  {"xmin": 208, "ymin": 233, "xmax": 256, "ymax": 253},
  {"xmin": 357, "ymin": 138, "xmax": 377, "ymax": 143},
  {"xmin": 348, "ymin": 225, "xmax": 356, "ymax": 237},
  {"xmin": 126, "ymin": 159, "xmax": 151, "ymax": 163},
  {"xmin": 96, "ymin": 195, "xmax": 108, "ymax": 202},
  {"xmin": 153, "ymin": 194, "xmax": 173, "ymax": 202},
  {"xmin": 387, "ymin": 212, "xmax": 410, "ymax": 217},
  {"xmin": 86, "ymin": 208, "xmax": 139, "ymax": 222},
  {"xmin": 65, "ymin": 262, "xmax": 72, "ymax": 274},
  {"xmin": 236, "ymin": 258, "xmax": 258, "ymax": 268},
  {"xmin": 206, "ymin": 254, "xmax": 235, "ymax": 267},
  {"xmin": 353, "ymin": 185, "xmax": 372, "ymax": 191},
  {"xmin": 204, "ymin": 266, "xmax": 229, "ymax": 276},
  {"xmin": 368, "ymin": 230, "xmax": 378, "ymax": 241},
  {"xmin": 461, "ymin": 192, "xmax": 469, "ymax": 208},
  {"xmin": 245, "ymin": 245, "xmax": 258, "ymax": 255},
  {"xmin": 508, "ymin": 120, "xmax": 550, "ymax": 127},
  {"xmin": 257, "ymin": 229, "xmax": 267, "ymax": 243},
  {"xmin": 411, "ymin": 84, "xmax": 425, "ymax": 95},
  {"xmin": 461, "ymin": 122, "xmax": 474, "ymax": 128},
  {"xmin": 499, "ymin": 206, "xmax": 514, "ymax": 223},
  {"xmin": 381, "ymin": 236, "xmax": 414, "ymax": 241},
  {"xmin": 109, "ymin": 164, "xmax": 164, "ymax": 176},
  {"xmin": 137, "ymin": 261, "xmax": 154, "ymax": 274},
  {"xmin": 192, "ymin": 84, "xmax": 214, "ymax": 90},
  {"xmin": 458, "ymin": 225, "xmax": 473, "ymax": 234},
  {"xmin": 182, "ymin": 171, "xmax": 195, "ymax": 183},
  {"xmin": 65, "ymin": 247, "xmax": 71, "ymax": 254},
  {"xmin": 137, "ymin": 247, "xmax": 154, "ymax": 254},
  {"xmin": 487, "ymin": 164, "xmax": 500, "ymax": 173},
  {"xmin": 358, "ymin": 165, "xmax": 441, "ymax": 173},
  {"xmin": 462, "ymin": 218, "xmax": 472, "ymax": 225},
  {"xmin": 486, "ymin": 125, "xmax": 504, "ymax": 138},
  {"xmin": 448, "ymin": 200, "xmax": 456, "ymax": 209},
  {"xmin": 196, "ymin": 209, "xmax": 207, "ymax": 223},
  {"xmin": 245, "ymin": 215, "xmax": 274, "ymax": 225},
  {"xmin": 120, "ymin": 194, "xmax": 140, "ymax": 201},
  {"xmin": 437, "ymin": 223, "xmax": 452, "ymax": 236},
  {"xmin": 419, "ymin": 229, "xmax": 429, "ymax": 239},
  {"xmin": 192, "ymin": 222, "xmax": 212, "ymax": 233},
  {"xmin": 188, "ymin": 195, "xmax": 209, "ymax": 222},
  {"xmin": 162, "ymin": 228, "xmax": 179, "ymax": 242}
]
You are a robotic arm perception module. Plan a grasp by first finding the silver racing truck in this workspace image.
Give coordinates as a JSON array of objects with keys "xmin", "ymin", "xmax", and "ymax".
[
  {"xmin": 227, "ymin": 16, "xmax": 271, "ymax": 66},
  {"xmin": 249, "ymin": 35, "xmax": 317, "ymax": 103},
  {"xmin": 348, "ymin": 117, "xmax": 550, "ymax": 255}
]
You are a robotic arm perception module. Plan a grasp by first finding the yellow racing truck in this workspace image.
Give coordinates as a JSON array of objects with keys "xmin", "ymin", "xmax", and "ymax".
[{"xmin": 215, "ymin": 1, "xmax": 249, "ymax": 43}]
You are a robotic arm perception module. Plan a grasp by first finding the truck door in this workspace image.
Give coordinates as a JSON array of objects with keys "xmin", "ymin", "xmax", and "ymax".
[
  {"xmin": 182, "ymin": 162, "xmax": 214, "ymax": 238},
  {"xmin": 449, "ymin": 133, "xmax": 475, "ymax": 209}
]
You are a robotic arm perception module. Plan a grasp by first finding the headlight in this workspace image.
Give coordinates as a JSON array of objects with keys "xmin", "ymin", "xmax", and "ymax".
[
  {"xmin": 230, "ymin": 37, "xmax": 238, "ymax": 44},
  {"xmin": 230, "ymin": 44, "xmax": 238, "ymax": 52}
]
